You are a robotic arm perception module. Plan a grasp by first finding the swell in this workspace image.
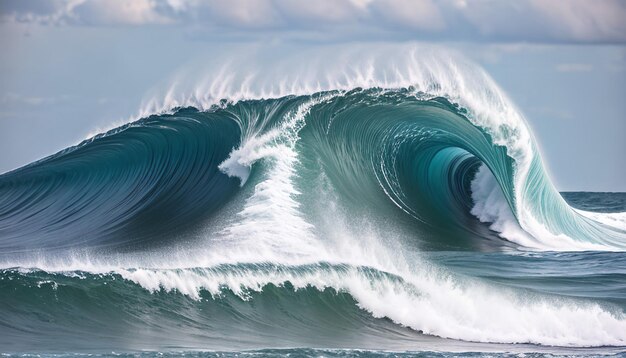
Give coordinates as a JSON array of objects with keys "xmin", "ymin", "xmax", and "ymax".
[
  {"xmin": 2, "ymin": 263, "xmax": 626, "ymax": 351},
  {"xmin": 0, "ymin": 265, "xmax": 422, "ymax": 352},
  {"xmin": 1, "ymin": 89, "xmax": 623, "ymax": 253},
  {"xmin": 1, "ymin": 83, "xmax": 626, "ymax": 349},
  {"xmin": 0, "ymin": 108, "xmax": 242, "ymax": 252}
]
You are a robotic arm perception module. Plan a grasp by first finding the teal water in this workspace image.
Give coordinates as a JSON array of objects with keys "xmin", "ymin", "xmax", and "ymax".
[{"xmin": 0, "ymin": 88, "xmax": 625, "ymax": 355}]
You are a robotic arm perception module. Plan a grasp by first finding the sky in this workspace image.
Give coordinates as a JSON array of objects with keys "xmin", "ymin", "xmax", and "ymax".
[{"xmin": 0, "ymin": 0, "xmax": 625, "ymax": 191}]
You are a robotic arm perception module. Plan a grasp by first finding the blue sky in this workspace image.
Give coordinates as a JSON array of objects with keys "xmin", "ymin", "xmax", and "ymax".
[{"xmin": 0, "ymin": 0, "xmax": 625, "ymax": 191}]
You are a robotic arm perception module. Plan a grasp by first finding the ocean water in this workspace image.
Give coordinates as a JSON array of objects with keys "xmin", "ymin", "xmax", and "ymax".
[{"xmin": 0, "ymin": 54, "xmax": 625, "ymax": 357}]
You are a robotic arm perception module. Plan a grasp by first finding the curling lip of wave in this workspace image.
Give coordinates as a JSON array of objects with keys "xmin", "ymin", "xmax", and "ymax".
[
  {"xmin": 1, "ymin": 85, "xmax": 625, "ymax": 252},
  {"xmin": 1, "ymin": 92, "xmax": 624, "ymax": 348},
  {"xmin": 138, "ymin": 46, "xmax": 626, "ymax": 251},
  {"xmin": 1, "ymin": 47, "xmax": 626, "ymax": 350},
  {"xmin": 5, "ymin": 46, "xmax": 622, "ymax": 252}
]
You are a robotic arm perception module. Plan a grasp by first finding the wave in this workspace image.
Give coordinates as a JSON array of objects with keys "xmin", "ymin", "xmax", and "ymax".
[
  {"xmin": 2, "ymin": 262, "xmax": 625, "ymax": 349},
  {"xmin": 1, "ymin": 47, "xmax": 626, "ymax": 349},
  {"xmin": 1, "ymin": 89, "xmax": 623, "ymax": 253}
]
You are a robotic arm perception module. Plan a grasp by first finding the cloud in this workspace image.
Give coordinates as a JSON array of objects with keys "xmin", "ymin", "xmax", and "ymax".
[
  {"xmin": 1, "ymin": 0, "xmax": 625, "ymax": 43},
  {"xmin": 275, "ymin": 0, "xmax": 366, "ymax": 24},
  {"xmin": 450, "ymin": 0, "xmax": 626, "ymax": 44},
  {"xmin": 73, "ymin": 0, "xmax": 173, "ymax": 26},
  {"xmin": 555, "ymin": 63, "xmax": 594, "ymax": 72},
  {"xmin": 0, "ymin": 0, "xmax": 172, "ymax": 26},
  {"xmin": 371, "ymin": 0, "xmax": 446, "ymax": 31},
  {"xmin": 529, "ymin": 0, "xmax": 626, "ymax": 43}
]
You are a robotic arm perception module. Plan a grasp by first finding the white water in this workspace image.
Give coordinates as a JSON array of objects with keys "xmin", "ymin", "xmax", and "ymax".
[
  {"xmin": 10, "ymin": 254, "xmax": 626, "ymax": 347},
  {"xmin": 134, "ymin": 43, "xmax": 626, "ymax": 251},
  {"xmin": 578, "ymin": 210, "xmax": 626, "ymax": 231},
  {"xmin": 113, "ymin": 263, "xmax": 626, "ymax": 347},
  {"xmin": 4, "ymin": 44, "xmax": 626, "ymax": 347},
  {"xmin": 217, "ymin": 98, "xmax": 327, "ymax": 261},
  {"xmin": 3, "ymin": 135, "xmax": 626, "ymax": 347},
  {"xmin": 470, "ymin": 164, "xmax": 612, "ymax": 251}
]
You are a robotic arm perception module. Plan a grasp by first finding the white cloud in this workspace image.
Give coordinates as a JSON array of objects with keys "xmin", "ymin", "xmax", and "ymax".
[
  {"xmin": 530, "ymin": 0, "xmax": 626, "ymax": 43},
  {"xmin": 371, "ymin": 0, "xmax": 445, "ymax": 31},
  {"xmin": 202, "ymin": 0, "xmax": 280, "ymax": 28},
  {"xmin": 1, "ymin": 0, "xmax": 625, "ymax": 43},
  {"xmin": 75, "ymin": 0, "xmax": 173, "ymax": 25},
  {"xmin": 0, "ymin": 0, "xmax": 83, "ymax": 26},
  {"xmin": 0, "ymin": 0, "xmax": 173, "ymax": 26},
  {"xmin": 276, "ymin": 0, "xmax": 366, "ymax": 24}
]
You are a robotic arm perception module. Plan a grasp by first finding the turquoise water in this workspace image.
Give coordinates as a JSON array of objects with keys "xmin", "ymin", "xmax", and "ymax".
[{"xmin": 0, "ymin": 88, "xmax": 625, "ymax": 355}]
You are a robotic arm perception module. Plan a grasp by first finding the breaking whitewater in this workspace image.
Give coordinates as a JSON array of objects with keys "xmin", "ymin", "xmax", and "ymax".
[{"xmin": 1, "ymin": 46, "xmax": 625, "ymax": 355}]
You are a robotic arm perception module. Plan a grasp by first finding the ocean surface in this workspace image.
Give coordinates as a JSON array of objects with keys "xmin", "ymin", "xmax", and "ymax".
[{"xmin": 1, "ymin": 55, "xmax": 625, "ymax": 357}]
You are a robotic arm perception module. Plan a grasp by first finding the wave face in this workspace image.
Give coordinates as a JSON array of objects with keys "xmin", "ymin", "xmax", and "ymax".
[
  {"xmin": 1, "ymin": 58, "xmax": 626, "ymax": 353},
  {"xmin": 2, "ymin": 89, "xmax": 624, "ymax": 252}
]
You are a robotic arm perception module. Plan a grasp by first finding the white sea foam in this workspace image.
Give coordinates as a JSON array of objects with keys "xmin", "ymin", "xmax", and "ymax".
[
  {"xmin": 217, "ymin": 97, "xmax": 332, "ymax": 261},
  {"xmin": 114, "ymin": 263, "xmax": 626, "ymax": 348},
  {"xmin": 8, "ymin": 258, "xmax": 625, "ymax": 347},
  {"xmin": 2, "ymin": 161, "xmax": 625, "ymax": 348},
  {"xmin": 135, "ymin": 43, "xmax": 626, "ymax": 250},
  {"xmin": 8, "ymin": 44, "xmax": 625, "ymax": 348},
  {"xmin": 139, "ymin": 45, "xmax": 532, "ymax": 174},
  {"xmin": 3, "ymin": 215, "xmax": 626, "ymax": 347},
  {"xmin": 470, "ymin": 164, "xmax": 538, "ymax": 248},
  {"xmin": 470, "ymin": 164, "xmax": 611, "ymax": 251},
  {"xmin": 578, "ymin": 210, "xmax": 626, "ymax": 231}
]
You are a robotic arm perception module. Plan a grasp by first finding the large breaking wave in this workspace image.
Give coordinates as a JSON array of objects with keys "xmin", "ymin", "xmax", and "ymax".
[{"xmin": 1, "ymin": 46, "xmax": 625, "ymax": 351}]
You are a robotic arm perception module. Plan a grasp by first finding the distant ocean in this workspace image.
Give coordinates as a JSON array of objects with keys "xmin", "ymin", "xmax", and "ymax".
[{"xmin": 1, "ymin": 55, "xmax": 625, "ymax": 356}]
